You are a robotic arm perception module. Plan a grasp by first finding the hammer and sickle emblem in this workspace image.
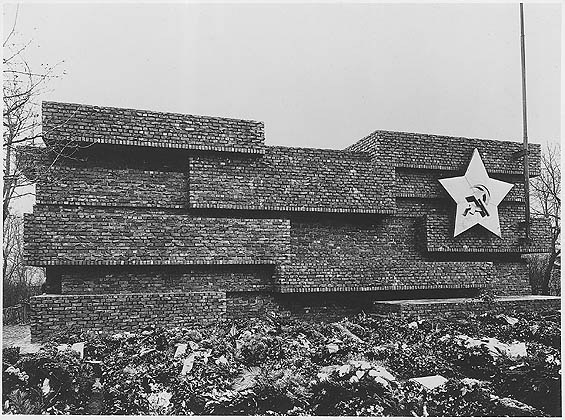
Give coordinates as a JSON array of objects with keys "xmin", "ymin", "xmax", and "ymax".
[{"xmin": 463, "ymin": 184, "xmax": 490, "ymax": 218}]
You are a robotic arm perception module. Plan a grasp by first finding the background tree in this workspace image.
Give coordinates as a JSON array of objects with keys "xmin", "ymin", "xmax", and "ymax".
[
  {"xmin": 3, "ymin": 214, "xmax": 43, "ymax": 306},
  {"xmin": 3, "ymin": 8, "xmax": 70, "ymax": 305},
  {"xmin": 528, "ymin": 142, "xmax": 560, "ymax": 295}
]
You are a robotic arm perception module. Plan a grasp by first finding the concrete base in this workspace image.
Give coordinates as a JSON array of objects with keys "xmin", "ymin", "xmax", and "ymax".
[{"xmin": 372, "ymin": 295, "xmax": 560, "ymax": 317}]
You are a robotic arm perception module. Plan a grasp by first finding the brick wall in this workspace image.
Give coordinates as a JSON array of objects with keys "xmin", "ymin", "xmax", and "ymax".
[
  {"xmin": 188, "ymin": 147, "xmax": 395, "ymax": 213},
  {"xmin": 226, "ymin": 291, "xmax": 283, "ymax": 320},
  {"xmin": 425, "ymin": 210, "xmax": 552, "ymax": 253},
  {"xmin": 25, "ymin": 208, "xmax": 290, "ymax": 265},
  {"xmin": 279, "ymin": 215, "xmax": 493, "ymax": 292},
  {"xmin": 30, "ymin": 292, "xmax": 226, "ymax": 341},
  {"xmin": 550, "ymin": 265, "xmax": 561, "ymax": 296},
  {"xmin": 42, "ymin": 101, "xmax": 265, "ymax": 154},
  {"xmin": 35, "ymin": 146, "xmax": 395, "ymax": 212},
  {"xmin": 491, "ymin": 262, "xmax": 531, "ymax": 295}
]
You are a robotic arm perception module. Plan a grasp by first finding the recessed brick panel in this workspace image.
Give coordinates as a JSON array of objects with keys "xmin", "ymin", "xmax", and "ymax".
[
  {"xmin": 60, "ymin": 265, "xmax": 274, "ymax": 294},
  {"xmin": 189, "ymin": 147, "xmax": 395, "ymax": 213},
  {"xmin": 36, "ymin": 163, "xmax": 187, "ymax": 208}
]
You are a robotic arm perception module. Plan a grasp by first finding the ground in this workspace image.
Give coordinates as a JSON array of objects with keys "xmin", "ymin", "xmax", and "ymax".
[{"xmin": 2, "ymin": 325, "xmax": 40, "ymax": 353}]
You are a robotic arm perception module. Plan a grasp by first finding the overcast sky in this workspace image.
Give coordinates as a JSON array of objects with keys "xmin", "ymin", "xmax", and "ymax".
[{"xmin": 3, "ymin": 1, "xmax": 562, "ymax": 212}]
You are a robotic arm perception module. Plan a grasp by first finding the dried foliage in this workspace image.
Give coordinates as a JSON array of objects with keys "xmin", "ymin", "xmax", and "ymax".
[{"xmin": 2, "ymin": 308, "xmax": 560, "ymax": 416}]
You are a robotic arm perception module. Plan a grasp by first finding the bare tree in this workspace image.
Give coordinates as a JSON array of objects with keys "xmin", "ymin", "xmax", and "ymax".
[
  {"xmin": 2, "ymin": 8, "xmax": 79, "ymax": 306},
  {"xmin": 3, "ymin": 6, "xmax": 68, "ymax": 221},
  {"xmin": 529, "ymin": 142, "xmax": 560, "ymax": 295}
]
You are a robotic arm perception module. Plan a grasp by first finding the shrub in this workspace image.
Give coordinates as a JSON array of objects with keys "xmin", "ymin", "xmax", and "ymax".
[
  {"xmin": 426, "ymin": 379, "xmax": 498, "ymax": 417},
  {"xmin": 493, "ymin": 342, "xmax": 561, "ymax": 416},
  {"xmin": 2, "ymin": 307, "xmax": 560, "ymax": 416},
  {"xmin": 3, "ymin": 347, "xmax": 95, "ymax": 414}
]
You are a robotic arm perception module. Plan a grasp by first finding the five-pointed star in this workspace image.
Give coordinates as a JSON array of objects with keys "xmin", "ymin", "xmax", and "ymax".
[{"xmin": 439, "ymin": 148, "xmax": 513, "ymax": 238}]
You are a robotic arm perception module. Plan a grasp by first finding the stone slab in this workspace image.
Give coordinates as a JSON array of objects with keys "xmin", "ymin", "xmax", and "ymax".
[{"xmin": 372, "ymin": 295, "xmax": 560, "ymax": 317}]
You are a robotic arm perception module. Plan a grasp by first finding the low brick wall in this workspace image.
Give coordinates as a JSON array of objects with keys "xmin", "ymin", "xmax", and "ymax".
[
  {"xmin": 373, "ymin": 296, "xmax": 561, "ymax": 318},
  {"xmin": 30, "ymin": 292, "xmax": 226, "ymax": 341}
]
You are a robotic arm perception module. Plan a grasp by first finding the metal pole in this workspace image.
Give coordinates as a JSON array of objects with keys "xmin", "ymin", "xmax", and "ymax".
[{"xmin": 520, "ymin": 3, "xmax": 531, "ymax": 242}]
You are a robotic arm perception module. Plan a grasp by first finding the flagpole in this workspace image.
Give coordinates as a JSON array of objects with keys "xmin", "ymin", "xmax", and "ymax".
[{"xmin": 520, "ymin": 3, "xmax": 531, "ymax": 242}]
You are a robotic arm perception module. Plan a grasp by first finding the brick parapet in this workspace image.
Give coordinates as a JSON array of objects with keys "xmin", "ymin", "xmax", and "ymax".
[
  {"xmin": 42, "ymin": 101, "xmax": 265, "ymax": 154},
  {"xmin": 347, "ymin": 130, "xmax": 541, "ymax": 176}
]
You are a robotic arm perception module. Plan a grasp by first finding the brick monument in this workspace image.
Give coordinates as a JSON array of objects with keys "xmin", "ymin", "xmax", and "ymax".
[{"xmin": 24, "ymin": 102, "xmax": 553, "ymax": 340}]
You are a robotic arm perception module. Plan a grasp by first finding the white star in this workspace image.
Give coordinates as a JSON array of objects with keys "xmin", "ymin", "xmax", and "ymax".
[{"xmin": 439, "ymin": 148, "xmax": 513, "ymax": 238}]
